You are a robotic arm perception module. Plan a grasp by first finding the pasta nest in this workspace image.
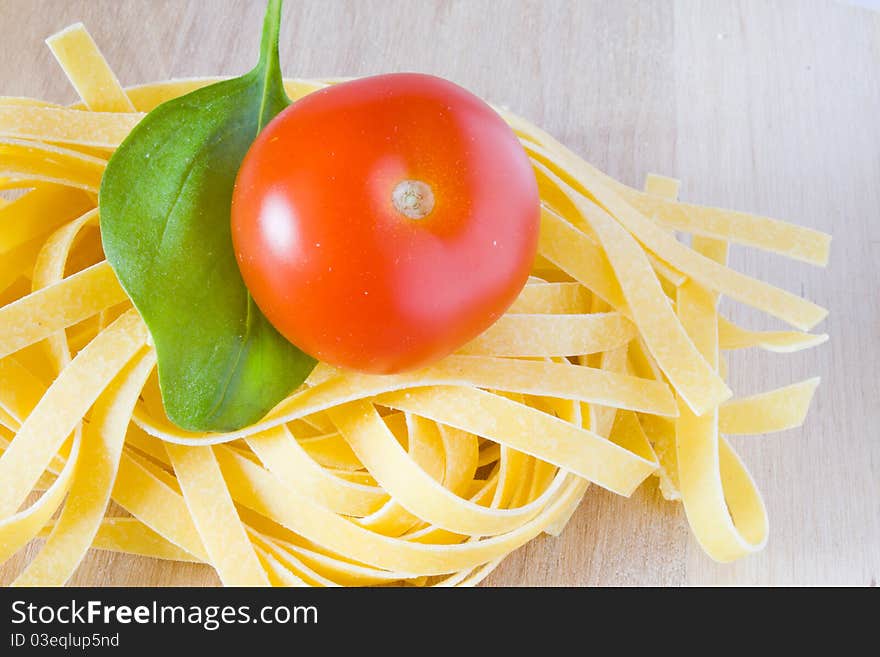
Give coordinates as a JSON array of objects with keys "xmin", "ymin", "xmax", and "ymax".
[{"xmin": 0, "ymin": 24, "xmax": 828, "ymax": 586}]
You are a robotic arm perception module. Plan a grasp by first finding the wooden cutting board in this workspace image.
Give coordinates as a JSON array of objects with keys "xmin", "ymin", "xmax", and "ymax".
[{"xmin": 1, "ymin": 0, "xmax": 877, "ymax": 586}]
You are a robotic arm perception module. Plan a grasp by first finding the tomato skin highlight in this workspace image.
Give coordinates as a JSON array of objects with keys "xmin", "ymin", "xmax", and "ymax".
[{"xmin": 232, "ymin": 73, "xmax": 539, "ymax": 373}]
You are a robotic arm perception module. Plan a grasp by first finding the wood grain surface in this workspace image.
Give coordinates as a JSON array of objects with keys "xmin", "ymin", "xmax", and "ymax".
[{"xmin": 0, "ymin": 0, "xmax": 877, "ymax": 586}]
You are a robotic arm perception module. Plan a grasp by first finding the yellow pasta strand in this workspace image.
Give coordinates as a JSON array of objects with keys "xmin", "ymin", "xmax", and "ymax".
[
  {"xmin": 519, "ymin": 129, "xmax": 828, "ymax": 331},
  {"xmin": 0, "ymin": 310, "xmax": 146, "ymax": 517},
  {"xmin": 13, "ymin": 350, "xmax": 155, "ymax": 585},
  {"xmin": 537, "ymin": 163, "xmax": 731, "ymax": 415},
  {"xmin": 111, "ymin": 453, "xmax": 207, "ymax": 561},
  {"xmin": 612, "ymin": 182, "xmax": 831, "ymax": 266},
  {"xmin": 166, "ymin": 443, "xmax": 270, "ymax": 586},
  {"xmin": 379, "ymin": 387, "xmax": 656, "ymax": 496},
  {"xmin": 674, "ymin": 270, "xmax": 768, "ymax": 561},
  {"xmin": 38, "ymin": 517, "xmax": 201, "ymax": 563},
  {"xmin": 329, "ymin": 400, "xmax": 567, "ymax": 535},
  {"xmin": 0, "ymin": 261, "xmax": 128, "ymax": 360},
  {"xmin": 216, "ymin": 446, "xmax": 584, "ymax": 575},
  {"xmin": 46, "ymin": 23, "xmax": 135, "ymax": 112},
  {"xmin": 0, "ymin": 106, "xmax": 143, "ymax": 148},
  {"xmin": 719, "ymin": 378, "xmax": 820, "ymax": 435},
  {"xmin": 32, "ymin": 209, "xmax": 100, "ymax": 374},
  {"xmin": 718, "ymin": 316, "xmax": 828, "ymax": 352},
  {"xmin": 508, "ymin": 282, "xmax": 590, "ymax": 314},
  {"xmin": 643, "ymin": 173, "xmax": 681, "ymax": 201},
  {"xmin": 459, "ymin": 312, "xmax": 635, "ymax": 357},
  {"xmin": 0, "ymin": 185, "xmax": 93, "ymax": 256},
  {"xmin": 0, "ymin": 430, "xmax": 81, "ymax": 564},
  {"xmin": 98, "ymin": 518, "xmax": 202, "ymax": 562},
  {"xmin": 246, "ymin": 426, "xmax": 387, "ymax": 517},
  {"xmin": 0, "ymin": 97, "xmax": 63, "ymax": 108},
  {"xmin": 134, "ymin": 354, "xmax": 677, "ymax": 445},
  {"xmin": 0, "ymin": 138, "xmax": 106, "ymax": 192},
  {"xmin": 0, "ymin": 239, "xmax": 43, "ymax": 295},
  {"xmin": 511, "ymin": 112, "xmax": 831, "ymax": 266}
]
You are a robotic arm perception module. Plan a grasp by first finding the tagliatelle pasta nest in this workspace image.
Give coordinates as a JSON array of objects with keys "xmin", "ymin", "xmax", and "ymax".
[{"xmin": 0, "ymin": 24, "xmax": 829, "ymax": 586}]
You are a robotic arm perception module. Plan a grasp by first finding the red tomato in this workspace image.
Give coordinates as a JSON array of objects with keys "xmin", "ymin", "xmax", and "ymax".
[{"xmin": 232, "ymin": 73, "xmax": 539, "ymax": 373}]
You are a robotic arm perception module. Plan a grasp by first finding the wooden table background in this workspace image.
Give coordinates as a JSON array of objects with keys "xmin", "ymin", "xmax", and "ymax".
[{"xmin": 1, "ymin": 0, "xmax": 877, "ymax": 586}]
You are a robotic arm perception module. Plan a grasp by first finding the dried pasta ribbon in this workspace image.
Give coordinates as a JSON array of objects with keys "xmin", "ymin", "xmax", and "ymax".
[
  {"xmin": 458, "ymin": 312, "xmax": 635, "ymax": 357},
  {"xmin": 536, "ymin": 162, "xmax": 731, "ymax": 415},
  {"xmin": 0, "ymin": 185, "xmax": 93, "ymax": 256},
  {"xmin": 612, "ymin": 181, "xmax": 831, "ymax": 266},
  {"xmin": 216, "ymin": 446, "xmax": 584, "ymax": 575},
  {"xmin": 13, "ymin": 350, "xmax": 155, "ymax": 586},
  {"xmin": 439, "ymin": 424, "xmax": 479, "ymax": 496},
  {"xmin": 718, "ymin": 316, "xmax": 828, "ymax": 352},
  {"xmin": 719, "ymin": 378, "xmax": 820, "ymax": 435},
  {"xmin": 0, "ymin": 97, "xmax": 63, "ymax": 108},
  {"xmin": 31, "ymin": 209, "xmax": 101, "ymax": 374},
  {"xmin": 674, "ymin": 243, "xmax": 768, "ymax": 561},
  {"xmin": 508, "ymin": 111, "xmax": 831, "ymax": 266},
  {"xmin": 46, "ymin": 23, "xmax": 135, "ymax": 113},
  {"xmin": 0, "ymin": 312, "xmax": 147, "ymax": 568},
  {"xmin": 166, "ymin": 443, "xmax": 271, "ymax": 586},
  {"xmin": 515, "ymin": 124, "xmax": 828, "ymax": 331},
  {"xmin": 0, "ymin": 309, "xmax": 146, "ymax": 517},
  {"xmin": 537, "ymin": 204, "xmax": 625, "ymax": 310},
  {"xmin": 635, "ymin": 174, "xmax": 683, "ymax": 500},
  {"xmin": 329, "ymin": 400, "xmax": 566, "ymax": 535},
  {"xmin": 0, "ymin": 428, "xmax": 82, "ymax": 564},
  {"xmin": 0, "ymin": 261, "xmax": 129, "ymax": 360},
  {"xmin": 378, "ymin": 387, "xmax": 657, "ymax": 496},
  {"xmin": 0, "ymin": 239, "xmax": 43, "ymax": 296},
  {"xmin": 0, "ymin": 138, "xmax": 106, "ymax": 192},
  {"xmin": 111, "ymin": 452, "xmax": 207, "ymax": 561},
  {"xmin": 246, "ymin": 425, "xmax": 388, "ymax": 517},
  {"xmin": 133, "ymin": 354, "xmax": 678, "ymax": 445},
  {"xmin": 508, "ymin": 282, "xmax": 590, "ymax": 314},
  {"xmin": 0, "ymin": 106, "xmax": 143, "ymax": 148},
  {"xmin": 38, "ymin": 517, "xmax": 201, "ymax": 563}
]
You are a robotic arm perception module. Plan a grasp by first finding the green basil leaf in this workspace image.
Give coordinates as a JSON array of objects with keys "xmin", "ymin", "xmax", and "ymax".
[{"xmin": 99, "ymin": 0, "xmax": 315, "ymax": 432}]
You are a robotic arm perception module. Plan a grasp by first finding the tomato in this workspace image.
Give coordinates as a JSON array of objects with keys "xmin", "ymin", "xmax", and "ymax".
[{"xmin": 231, "ymin": 73, "xmax": 539, "ymax": 373}]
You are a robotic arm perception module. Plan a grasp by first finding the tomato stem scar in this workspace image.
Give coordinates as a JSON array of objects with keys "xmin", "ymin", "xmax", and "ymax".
[{"xmin": 392, "ymin": 179, "xmax": 435, "ymax": 219}]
